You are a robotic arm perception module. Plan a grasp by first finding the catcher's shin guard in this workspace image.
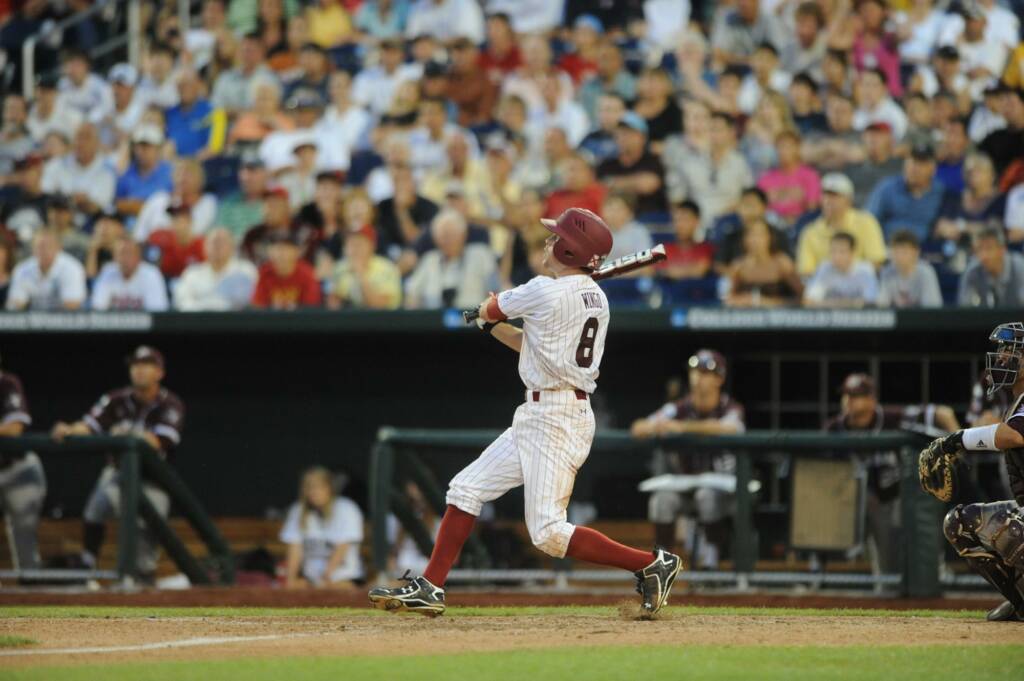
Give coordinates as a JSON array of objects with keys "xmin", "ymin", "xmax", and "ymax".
[{"xmin": 946, "ymin": 504, "xmax": 1024, "ymax": 616}]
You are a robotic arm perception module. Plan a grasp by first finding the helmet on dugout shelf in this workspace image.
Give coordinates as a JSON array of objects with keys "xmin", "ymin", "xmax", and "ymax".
[
  {"xmin": 540, "ymin": 208, "xmax": 613, "ymax": 271},
  {"xmin": 985, "ymin": 322, "xmax": 1024, "ymax": 396}
]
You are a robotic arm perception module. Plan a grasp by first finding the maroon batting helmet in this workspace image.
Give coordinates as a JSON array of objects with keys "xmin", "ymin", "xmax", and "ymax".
[{"xmin": 540, "ymin": 208, "xmax": 614, "ymax": 270}]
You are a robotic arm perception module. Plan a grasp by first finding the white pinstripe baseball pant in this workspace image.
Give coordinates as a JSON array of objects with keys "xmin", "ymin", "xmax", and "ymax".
[{"xmin": 446, "ymin": 390, "xmax": 596, "ymax": 558}]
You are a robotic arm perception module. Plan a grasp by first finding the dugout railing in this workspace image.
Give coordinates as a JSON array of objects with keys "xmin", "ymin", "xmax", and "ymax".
[
  {"xmin": 0, "ymin": 434, "xmax": 233, "ymax": 585},
  {"xmin": 370, "ymin": 429, "xmax": 949, "ymax": 597}
]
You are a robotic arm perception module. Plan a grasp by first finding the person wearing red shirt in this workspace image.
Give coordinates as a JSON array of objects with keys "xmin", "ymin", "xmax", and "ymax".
[
  {"xmin": 556, "ymin": 14, "xmax": 602, "ymax": 85},
  {"xmin": 146, "ymin": 204, "xmax": 206, "ymax": 278},
  {"xmin": 544, "ymin": 153, "xmax": 606, "ymax": 218},
  {"xmin": 660, "ymin": 201, "xmax": 714, "ymax": 280},
  {"xmin": 477, "ymin": 13, "xmax": 522, "ymax": 78},
  {"xmin": 251, "ymin": 233, "xmax": 322, "ymax": 309}
]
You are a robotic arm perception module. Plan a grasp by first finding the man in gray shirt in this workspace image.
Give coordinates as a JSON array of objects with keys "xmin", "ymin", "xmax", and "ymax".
[
  {"xmin": 211, "ymin": 33, "xmax": 277, "ymax": 116},
  {"xmin": 710, "ymin": 0, "xmax": 786, "ymax": 66},
  {"xmin": 878, "ymin": 230, "xmax": 943, "ymax": 307},
  {"xmin": 958, "ymin": 226, "xmax": 1024, "ymax": 308}
]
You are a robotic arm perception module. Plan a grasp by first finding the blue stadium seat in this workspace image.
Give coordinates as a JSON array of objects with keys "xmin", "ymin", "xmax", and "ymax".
[
  {"xmin": 649, "ymin": 230, "xmax": 676, "ymax": 245},
  {"xmin": 933, "ymin": 263, "xmax": 961, "ymax": 305},
  {"xmin": 599, "ymin": 277, "xmax": 656, "ymax": 307},
  {"xmin": 658, "ymin": 276, "xmax": 721, "ymax": 306},
  {"xmin": 203, "ymin": 155, "xmax": 241, "ymax": 198}
]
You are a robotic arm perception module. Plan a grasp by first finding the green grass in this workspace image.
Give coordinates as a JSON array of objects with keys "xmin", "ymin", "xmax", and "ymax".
[
  {"xmin": 3, "ymin": 645, "xmax": 1022, "ymax": 681},
  {"xmin": 0, "ymin": 636, "xmax": 35, "ymax": 648},
  {"xmin": 0, "ymin": 605, "xmax": 987, "ymax": 620}
]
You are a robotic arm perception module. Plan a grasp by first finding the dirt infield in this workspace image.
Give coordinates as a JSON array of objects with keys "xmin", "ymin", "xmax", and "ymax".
[
  {"xmin": 0, "ymin": 585, "xmax": 1001, "ymax": 612},
  {"xmin": 1, "ymin": 610, "xmax": 1020, "ymax": 668}
]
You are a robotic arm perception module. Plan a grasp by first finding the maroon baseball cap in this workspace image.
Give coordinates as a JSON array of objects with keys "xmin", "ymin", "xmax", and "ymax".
[
  {"xmin": 688, "ymin": 349, "xmax": 727, "ymax": 378},
  {"xmin": 126, "ymin": 345, "xmax": 164, "ymax": 368},
  {"xmin": 263, "ymin": 186, "xmax": 289, "ymax": 201},
  {"xmin": 841, "ymin": 373, "xmax": 875, "ymax": 397}
]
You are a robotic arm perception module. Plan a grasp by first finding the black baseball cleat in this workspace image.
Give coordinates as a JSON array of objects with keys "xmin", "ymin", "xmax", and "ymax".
[
  {"xmin": 986, "ymin": 600, "xmax": 1022, "ymax": 622},
  {"xmin": 635, "ymin": 548, "xmax": 683, "ymax": 618},
  {"xmin": 368, "ymin": 571, "xmax": 446, "ymax": 616}
]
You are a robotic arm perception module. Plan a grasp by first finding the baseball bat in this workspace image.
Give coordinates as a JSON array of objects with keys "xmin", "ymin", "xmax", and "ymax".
[{"xmin": 462, "ymin": 244, "xmax": 667, "ymax": 324}]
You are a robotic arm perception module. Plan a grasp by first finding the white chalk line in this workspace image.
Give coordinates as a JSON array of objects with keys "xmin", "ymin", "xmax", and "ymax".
[{"xmin": 0, "ymin": 632, "xmax": 326, "ymax": 657}]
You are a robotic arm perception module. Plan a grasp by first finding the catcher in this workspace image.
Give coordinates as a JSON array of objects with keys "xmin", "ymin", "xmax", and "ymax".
[{"xmin": 919, "ymin": 322, "xmax": 1024, "ymax": 622}]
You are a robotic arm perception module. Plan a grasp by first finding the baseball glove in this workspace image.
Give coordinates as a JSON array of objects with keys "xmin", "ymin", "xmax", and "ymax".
[{"xmin": 918, "ymin": 436, "xmax": 963, "ymax": 503}]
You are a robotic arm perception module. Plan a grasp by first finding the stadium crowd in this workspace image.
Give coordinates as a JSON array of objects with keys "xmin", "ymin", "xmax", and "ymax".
[{"xmin": 0, "ymin": 0, "xmax": 1023, "ymax": 311}]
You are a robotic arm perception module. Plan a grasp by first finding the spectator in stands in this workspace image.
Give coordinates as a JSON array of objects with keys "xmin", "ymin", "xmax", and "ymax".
[
  {"xmin": 578, "ymin": 41, "xmax": 635, "ymax": 129},
  {"xmin": 878, "ymin": 230, "xmax": 943, "ymax": 308},
  {"xmin": 135, "ymin": 159, "xmax": 218, "ymax": 243},
  {"xmin": 842, "ymin": 122, "xmax": 901, "ymax": 207},
  {"xmin": 405, "ymin": 0, "xmax": 484, "ymax": 44},
  {"xmin": 328, "ymin": 225, "xmax": 402, "ymax": 309},
  {"xmin": 49, "ymin": 195, "xmax": 89, "ymax": 262},
  {"xmin": 544, "ymin": 153, "xmax": 605, "ymax": 219},
  {"xmin": 578, "ymin": 92, "xmax": 625, "ymax": 165},
  {"xmin": 0, "ymin": 94, "xmax": 33, "ymax": 182},
  {"xmin": 852, "ymin": 69, "xmax": 908, "ymax": 141},
  {"xmin": 446, "ymin": 36, "xmax": 498, "ymax": 128},
  {"xmin": 478, "ymin": 12, "xmax": 521, "ymax": 77},
  {"xmin": 321, "ymin": 71, "xmax": 371, "ymax": 167},
  {"xmin": 146, "ymin": 204, "xmax": 207, "ymax": 280},
  {"xmin": 40, "ymin": 122, "xmax": 116, "ymax": 223},
  {"xmin": 85, "ymin": 212, "xmax": 125, "ymax": 279},
  {"xmin": 739, "ymin": 91, "xmax": 793, "ymax": 177},
  {"xmin": 285, "ymin": 42, "xmax": 331, "ymax": 102},
  {"xmin": 556, "ymin": 14, "xmax": 602, "ymax": 85},
  {"xmin": 894, "ymin": 0, "xmax": 944, "ymax": 69},
  {"xmin": 978, "ymin": 88, "xmax": 1024, "ymax": 178},
  {"xmin": 6, "ymin": 229, "xmax": 86, "ymax": 311},
  {"xmin": 227, "ymin": 79, "xmax": 294, "ymax": 147},
  {"xmin": 1007, "ymin": 181, "xmax": 1024, "ymax": 243},
  {"xmin": 0, "ymin": 155, "xmax": 47, "ymax": 243},
  {"xmin": 942, "ymin": 4, "xmax": 1009, "ymax": 100},
  {"xmin": 305, "ymin": 0, "xmax": 354, "ymax": 49},
  {"xmin": 935, "ymin": 117, "xmax": 971, "ymax": 195},
  {"xmin": 174, "ymin": 228, "xmax": 257, "ymax": 311},
  {"xmin": 215, "ymin": 154, "xmax": 269, "ymax": 240},
  {"xmin": 375, "ymin": 163, "xmax": 439, "ymax": 262},
  {"xmin": 935, "ymin": 152, "xmax": 1007, "ymax": 251},
  {"xmin": 603, "ymin": 193, "xmax": 654, "ymax": 263},
  {"xmin": 803, "ymin": 92, "xmax": 865, "ymax": 171},
  {"xmin": 711, "ymin": 0, "xmax": 785, "ymax": 66},
  {"xmin": 294, "ymin": 171, "xmax": 344, "ymax": 270},
  {"xmin": 91, "ymin": 237, "xmax": 169, "ymax": 311},
  {"xmin": 958, "ymin": 226, "xmax": 1024, "ymax": 307},
  {"xmin": 408, "ymin": 98, "xmax": 470, "ymax": 174},
  {"xmin": 665, "ymin": 107, "xmax": 751, "ymax": 227},
  {"xmin": 165, "ymin": 69, "xmax": 220, "ymax": 159},
  {"xmin": 100, "ymin": 63, "xmax": 146, "ymax": 149},
  {"xmin": 404, "ymin": 209, "xmax": 496, "ymax": 309},
  {"xmin": 803, "ymin": 232, "xmax": 879, "ymax": 308},
  {"xmin": 659, "ymin": 201, "xmax": 714, "ymax": 281},
  {"xmin": 737, "ymin": 43, "xmax": 790, "ymax": 116},
  {"xmin": 420, "ymin": 134, "xmax": 490, "ymax": 220},
  {"xmin": 244, "ymin": 187, "xmax": 301, "ymax": 264},
  {"xmin": 631, "ymin": 349, "xmax": 745, "ymax": 567},
  {"xmin": 355, "ymin": 0, "xmax": 411, "ymax": 40},
  {"xmin": 902, "ymin": 93, "xmax": 940, "ymax": 153},
  {"xmin": 137, "ymin": 42, "xmax": 180, "ymax": 110},
  {"xmin": 849, "ymin": 0, "xmax": 903, "ymax": 98},
  {"xmin": 597, "ymin": 111, "xmax": 667, "ymax": 218},
  {"xmin": 780, "ymin": 2, "xmax": 828, "ymax": 79},
  {"xmin": 252, "ymin": 232, "xmax": 322, "ymax": 309},
  {"xmin": 711, "ymin": 187, "xmax": 789, "ymax": 271},
  {"xmin": 52, "ymin": 345, "xmax": 184, "ymax": 582},
  {"xmin": 866, "ymin": 146, "xmax": 946, "ymax": 242},
  {"xmin": 280, "ymin": 466, "xmax": 364, "ymax": 589},
  {"xmin": 115, "ymin": 125, "xmax": 174, "ymax": 218},
  {"xmin": 212, "ymin": 33, "xmax": 275, "ymax": 116},
  {"xmin": 757, "ymin": 131, "xmax": 821, "ymax": 226},
  {"xmin": 0, "ymin": 356, "xmax": 42, "ymax": 571},
  {"xmin": 797, "ymin": 173, "xmax": 887, "ymax": 276},
  {"xmin": 352, "ymin": 37, "xmax": 420, "ymax": 117},
  {"xmin": 632, "ymin": 67, "xmax": 682, "ymax": 152},
  {"xmin": 724, "ymin": 217, "xmax": 803, "ymax": 307},
  {"xmin": 56, "ymin": 48, "xmax": 113, "ymax": 125},
  {"xmin": 26, "ymin": 73, "xmax": 82, "ymax": 144},
  {"xmin": 788, "ymin": 74, "xmax": 828, "ymax": 136}
]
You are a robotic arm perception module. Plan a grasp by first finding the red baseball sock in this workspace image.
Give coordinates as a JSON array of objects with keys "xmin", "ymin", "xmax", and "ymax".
[
  {"xmin": 565, "ymin": 526, "xmax": 655, "ymax": 573},
  {"xmin": 423, "ymin": 505, "xmax": 477, "ymax": 586}
]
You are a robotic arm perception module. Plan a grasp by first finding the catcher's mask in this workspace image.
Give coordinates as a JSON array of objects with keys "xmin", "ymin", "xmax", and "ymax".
[{"xmin": 985, "ymin": 322, "xmax": 1024, "ymax": 396}]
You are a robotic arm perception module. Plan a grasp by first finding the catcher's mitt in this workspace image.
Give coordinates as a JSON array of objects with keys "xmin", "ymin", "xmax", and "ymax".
[{"xmin": 918, "ymin": 436, "xmax": 963, "ymax": 502}]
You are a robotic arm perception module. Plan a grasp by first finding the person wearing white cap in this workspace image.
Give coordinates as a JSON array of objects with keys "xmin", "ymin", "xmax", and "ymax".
[
  {"xmin": 796, "ymin": 172, "xmax": 887, "ymax": 277},
  {"xmin": 101, "ymin": 63, "xmax": 147, "ymax": 148},
  {"xmin": 114, "ymin": 125, "xmax": 174, "ymax": 217}
]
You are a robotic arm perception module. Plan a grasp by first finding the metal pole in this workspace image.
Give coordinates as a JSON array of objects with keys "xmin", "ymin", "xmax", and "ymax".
[
  {"xmin": 117, "ymin": 442, "xmax": 141, "ymax": 582},
  {"xmin": 128, "ymin": 0, "xmax": 142, "ymax": 68},
  {"xmin": 368, "ymin": 441, "xmax": 395, "ymax": 579},
  {"xmin": 22, "ymin": 37, "xmax": 37, "ymax": 100},
  {"xmin": 732, "ymin": 450, "xmax": 756, "ymax": 576}
]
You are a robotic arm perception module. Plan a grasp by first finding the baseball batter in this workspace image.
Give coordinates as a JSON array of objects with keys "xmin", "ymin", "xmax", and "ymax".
[{"xmin": 370, "ymin": 208, "xmax": 683, "ymax": 617}]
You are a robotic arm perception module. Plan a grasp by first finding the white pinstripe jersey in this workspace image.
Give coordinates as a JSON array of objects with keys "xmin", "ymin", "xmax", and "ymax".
[{"xmin": 497, "ymin": 274, "xmax": 609, "ymax": 393}]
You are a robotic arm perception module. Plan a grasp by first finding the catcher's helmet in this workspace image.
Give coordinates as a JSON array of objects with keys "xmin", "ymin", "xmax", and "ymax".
[
  {"xmin": 540, "ymin": 208, "xmax": 613, "ymax": 270},
  {"xmin": 986, "ymin": 322, "xmax": 1024, "ymax": 396}
]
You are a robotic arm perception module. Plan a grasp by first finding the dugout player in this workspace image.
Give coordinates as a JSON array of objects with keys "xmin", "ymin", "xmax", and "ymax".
[
  {"xmin": 0, "ymin": 356, "xmax": 45, "ymax": 571},
  {"xmin": 51, "ymin": 346, "xmax": 185, "ymax": 581},
  {"xmin": 826, "ymin": 373, "xmax": 959, "ymax": 575},
  {"xmin": 369, "ymin": 208, "xmax": 683, "ymax": 617},
  {"xmin": 631, "ymin": 350, "xmax": 744, "ymax": 568},
  {"xmin": 928, "ymin": 322, "xmax": 1024, "ymax": 622}
]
